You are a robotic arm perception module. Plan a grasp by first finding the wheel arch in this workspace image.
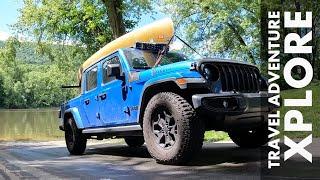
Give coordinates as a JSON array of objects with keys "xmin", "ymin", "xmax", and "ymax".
[
  {"xmin": 63, "ymin": 107, "xmax": 85, "ymax": 129},
  {"xmin": 137, "ymin": 80, "xmax": 183, "ymax": 126}
]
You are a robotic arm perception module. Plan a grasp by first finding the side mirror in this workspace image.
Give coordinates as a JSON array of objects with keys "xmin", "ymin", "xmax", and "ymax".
[{"xmin": 107, "ymin": 64, "xmax": 121, "ymax": 79}]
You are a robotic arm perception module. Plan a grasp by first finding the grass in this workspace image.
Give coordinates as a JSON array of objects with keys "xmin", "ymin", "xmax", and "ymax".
[
  {"xmin": 204, "ymin": 131, "xmax": 230, "ymax": 142},
  {"xmin": 203, "ymin": 81, "xmax": 320, "ymax": 142},
  {"xmin": 278, "ymin": 81, "xmax": 320, "ymax": 138}
]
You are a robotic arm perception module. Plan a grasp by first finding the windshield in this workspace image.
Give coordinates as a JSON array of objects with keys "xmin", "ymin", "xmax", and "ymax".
[
  {"xmin": 123, "ymin": 36, "xmax": 201, "ymax": 69},
  {"xmin": 123, "ymin": 49, "xmax": 189, "ymax": 69}
]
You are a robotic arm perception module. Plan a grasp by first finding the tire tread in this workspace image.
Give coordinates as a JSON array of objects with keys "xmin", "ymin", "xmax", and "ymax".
[{"xmin": 143, "ymin": 92, "xmax": 204, "ymax": 165}]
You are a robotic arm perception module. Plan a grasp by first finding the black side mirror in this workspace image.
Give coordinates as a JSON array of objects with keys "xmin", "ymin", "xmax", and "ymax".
[{"xmin": 107, "ymin": 64, "xmax": 122, "ymax": 79}]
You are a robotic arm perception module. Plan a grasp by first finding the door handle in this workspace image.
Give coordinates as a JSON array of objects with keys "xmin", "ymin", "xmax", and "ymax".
[
  {"xmin": 84, "ymin": 99, "xmax": 90, "ymax": 105},
  {"xmin": 99, "ymin": 93, "xmax": 107, "ymax": 100}
]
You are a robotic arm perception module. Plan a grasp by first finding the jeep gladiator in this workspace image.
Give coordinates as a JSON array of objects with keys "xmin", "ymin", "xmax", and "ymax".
[{"xmin": 59, "ymin": 19, "xmax": 272, "ymax": 165}]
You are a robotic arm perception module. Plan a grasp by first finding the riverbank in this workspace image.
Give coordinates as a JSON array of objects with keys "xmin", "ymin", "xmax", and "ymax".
[
  {"xmin": 0, "ymin": 109, "xmax": 62, "ymax": 141},
  {"xmin": 0, "ymin": 108, "xmax": 230, "ymax": 142}
]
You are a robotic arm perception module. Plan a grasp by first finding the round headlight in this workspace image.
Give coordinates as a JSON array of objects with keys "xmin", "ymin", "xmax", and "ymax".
[{"xmin": 201, "ymin": 64, "xmax": 219, "ymax": 82}]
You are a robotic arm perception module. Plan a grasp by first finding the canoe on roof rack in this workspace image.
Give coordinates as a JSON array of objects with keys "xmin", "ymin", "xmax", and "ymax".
[{"xmin": 78, "ymin": 18, "xmax": 174, "ymax": 83}]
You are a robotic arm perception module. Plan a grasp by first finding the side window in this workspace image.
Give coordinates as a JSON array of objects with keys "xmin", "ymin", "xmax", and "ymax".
[
  {"xmin": 103, "ymin": 56, "xmax": 120, "ymax": 84},
  {"xmin": 86, "ymin": 67, "xmax": 98, "ymax": 91}
]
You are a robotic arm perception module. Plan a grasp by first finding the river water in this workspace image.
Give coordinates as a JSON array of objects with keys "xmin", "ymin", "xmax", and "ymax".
[{"xmin": 0, "ymin": 109, "xmax": 63, "ymax": 141}]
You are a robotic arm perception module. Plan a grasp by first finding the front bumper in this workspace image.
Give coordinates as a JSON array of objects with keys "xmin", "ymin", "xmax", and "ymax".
[
  {"xmin": 192, "ymin": 92, "xmax": 274, "ymax": 130},
  {"xmin": 192, "ymin": 92, "xmax": 272, "ymax": 113}
]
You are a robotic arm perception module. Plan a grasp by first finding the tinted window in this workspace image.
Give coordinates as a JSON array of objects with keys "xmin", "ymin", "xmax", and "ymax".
[
  {"xmin": 86, "ymin": 67, "xmax": 97, "ymax": 91},
  {"xmin": 103, "ymin": 56, "xmax": 120, "ymax": 84}
]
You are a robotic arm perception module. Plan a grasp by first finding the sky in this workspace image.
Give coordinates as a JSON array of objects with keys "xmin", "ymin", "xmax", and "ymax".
[
  {"xmin": 0, "ymin": 0, "xmax": 168, "ymax": 41},
  {"xmin": 0, "ymin": 0, "xmax": 22, "ymax": 40}
]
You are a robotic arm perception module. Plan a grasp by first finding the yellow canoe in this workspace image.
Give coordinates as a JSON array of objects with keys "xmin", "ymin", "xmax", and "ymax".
[{"xmin": 78, "ymin": 18, "xmax": 174, "ymax": 82}]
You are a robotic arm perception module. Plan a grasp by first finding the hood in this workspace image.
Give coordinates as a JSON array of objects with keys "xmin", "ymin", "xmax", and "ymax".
[
  {"xmin": 136, "ymin": 60, "xmax": 200, "ymax": 82},
  {"xmin": 130, "ymin": 58, "xmax": 258, "ymax": 83}
]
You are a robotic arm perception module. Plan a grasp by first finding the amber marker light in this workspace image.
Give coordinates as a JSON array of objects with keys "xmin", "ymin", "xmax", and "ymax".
[{"xmin": 176, "ymin": 78, "xmax": 187, "ymax": 85}]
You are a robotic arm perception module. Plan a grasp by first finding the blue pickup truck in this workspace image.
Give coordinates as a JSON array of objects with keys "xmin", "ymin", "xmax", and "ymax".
[{"xmin": 59, "ymin": 20, "xmax": 272, "ymax": 165}]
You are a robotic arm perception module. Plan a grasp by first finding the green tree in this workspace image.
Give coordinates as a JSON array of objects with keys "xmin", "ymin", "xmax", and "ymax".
[
  {"xmin": 163, "ymin": 0, "xmax": 260, "ymax": 64},
  {"xmin": 0, "ymin": 38, "xmax": 25, "ymax": 108},
  {"xmin": 0, "ymin": 73, "xmax": 5, "ymax": 107},
  {"xmin": 2, "ymin": 0, "xmax": 152, "ymax": 108},
  {"xmin": 101, "ymin": 0, "xmax": 151, "ymax": 38},
  {"xmin": 0, "ymin": 38, "xmax": 81, "ymax": 108},
  {"xmin": 15, "ymin": 0, "xmax": 152, "ymax": 53},
  {"xmin": 23, "ymin": 64, "xmax": 78, "ymax": 107},
  {"xmin": 260, "ymin": 0, "xmax": 320, "ymax": 81}
]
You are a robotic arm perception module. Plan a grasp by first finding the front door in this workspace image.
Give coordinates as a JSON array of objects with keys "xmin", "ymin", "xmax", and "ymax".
[
  {"xmin": 82, "ymin": 66, "xmax": 104, "ymax": 127},
  {"xmin": 100, "ymin": 55, "xmax": 128, "ymax": 126}
]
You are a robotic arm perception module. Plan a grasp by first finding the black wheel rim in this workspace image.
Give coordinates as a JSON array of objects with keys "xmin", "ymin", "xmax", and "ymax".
[
  {"xmin": 66, "ymin": 125, "xmax": 74, "ymax": 148},
  {"xmin": 152, "ymin": 107, "xmax": 178, "ymax": 149}
]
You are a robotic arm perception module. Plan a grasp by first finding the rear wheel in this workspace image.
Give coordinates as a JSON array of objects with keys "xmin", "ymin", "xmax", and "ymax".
[
  {"xmin": 124, "ymin": 136, "xmax": 145, "ymax": 147},
  {"xmin": 228, "ymin": 124, "xmax": 270, "ymax": 148},
  {"xmin": 143, "ymin": 92, "xmax": 204, "ymax": 165},
  {"xmin": 65, "ymin": 118, "xmax": 87, "ymax": 155}
]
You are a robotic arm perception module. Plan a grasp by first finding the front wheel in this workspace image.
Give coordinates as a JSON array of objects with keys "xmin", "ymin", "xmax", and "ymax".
[
  {"xmin": 65, "ymin": 118, "xmax": 87, "ymax": 155},
  {"xmin": 228, "ymin": 125, "xmax": 270, "ymax": 148},
  {"xmin": 143, "ymin": 92, "xmax": 204, "ymax": 165}
]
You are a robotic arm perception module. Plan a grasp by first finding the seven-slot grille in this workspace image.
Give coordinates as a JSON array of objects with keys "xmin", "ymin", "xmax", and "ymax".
[{"xmin": 212, "ymin": 63, "xmax": 260, "ymax": 93}]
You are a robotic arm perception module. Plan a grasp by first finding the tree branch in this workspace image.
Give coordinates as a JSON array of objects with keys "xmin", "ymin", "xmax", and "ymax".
[{"xmin": 226, "ymin": 22, "xmax": 255, "ymax": 64}]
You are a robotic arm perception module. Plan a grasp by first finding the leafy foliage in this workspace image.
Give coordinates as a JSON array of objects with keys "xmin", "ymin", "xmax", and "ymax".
[
  {"xmin": 0, "ymin": 0, "xmax": 152, "ymax": 108},
  {"xmin": 0, "ymin": 38, "xmax": 81, "ymax": 108},
  {"xmin": 260, "ymin": 0, "xmax": 320, "ymax": 86},
  {"xmin": 15, "ymin": 0, "xmax": 151, "ymax": 53},
  {"xmin": 1, "ymin": 0, "xmax": 319, "ymax": 109},
  {"xmin": 15, "ymin": 0, "xmax": 113, "ymax": 53},
  {"xmin": 163, "ymin": 0, "xmax": 260, "ymax": 64}
]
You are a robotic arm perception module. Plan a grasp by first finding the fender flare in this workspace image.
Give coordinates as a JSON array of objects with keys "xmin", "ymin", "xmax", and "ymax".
[
  {"xmin": 136, "ymin": 76, "xmax": 205, "ymax": 124},
  {"xmin": 64, "ymin": 107, "xmax": 85, "ymax": 129},
  {"xmin": 136, "ymin": 76, "xmax": 206, "ymax": 124},
  {"xmin": 136, "ymin": 78, "xmax": 180, "ymax": 124}
]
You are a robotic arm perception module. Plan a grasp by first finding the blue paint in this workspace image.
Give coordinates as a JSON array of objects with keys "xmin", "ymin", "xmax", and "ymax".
[
  {"xmin": 60, "ymin": 48, "xmax": 204, "ymax": 129},
  {"xmin": 64, "ymin": 107, "xmax": 85, "ymax": 129}
]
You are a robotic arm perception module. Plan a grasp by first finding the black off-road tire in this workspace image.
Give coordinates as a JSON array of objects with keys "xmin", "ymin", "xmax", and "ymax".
[
  {"xmin": 124, "ymin": 136, "xmax": 145, "ymax": 147},
  {"xmin": 228, "ymin": 124, "xmax": 270, "ymax": 148},
  {"xmin": 65, "ymin": 118, "xmax": 87, "ymax": 155},
  {"xmin": 143, "ymin": 92, "xmax": 204, "ymax": 165}
]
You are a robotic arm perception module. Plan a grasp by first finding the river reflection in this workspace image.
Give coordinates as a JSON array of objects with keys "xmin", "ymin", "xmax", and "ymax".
[{"xmin": 0, "ymin": 109, "xmax": 63, "ymax": 141}]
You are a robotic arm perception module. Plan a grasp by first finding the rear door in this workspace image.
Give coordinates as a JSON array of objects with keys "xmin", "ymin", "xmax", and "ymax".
[
  {"xmin": 82, "ymin": 65, "xmax": 104, "ymax": 127},
  {"xmin": 100, "ymin": 54, "xmax": 128, "ymax": 126}
]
